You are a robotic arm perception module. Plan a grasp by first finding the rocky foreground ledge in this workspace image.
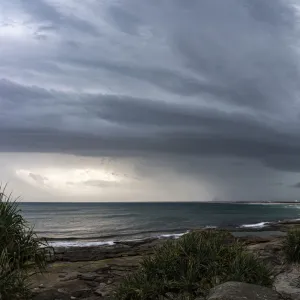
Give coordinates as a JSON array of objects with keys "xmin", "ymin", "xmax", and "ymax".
[{"xmin": 30, "ymin": 231, "xmax": 300, "ymax": 300}]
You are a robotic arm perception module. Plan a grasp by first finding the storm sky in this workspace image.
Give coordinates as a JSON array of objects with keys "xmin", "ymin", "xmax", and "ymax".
[{"xmin": 1, "ymin": 0, "xmax": 300, "ymax": 202}]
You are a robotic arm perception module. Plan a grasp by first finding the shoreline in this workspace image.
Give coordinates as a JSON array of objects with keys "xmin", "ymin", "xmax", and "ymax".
[
  {"xmin": 32, "ymin": 228, "xmax": 290, "ymax": 299},
  {"xmin": 46, "ymin": 218, "xmax": 300, "ymax": 249}
]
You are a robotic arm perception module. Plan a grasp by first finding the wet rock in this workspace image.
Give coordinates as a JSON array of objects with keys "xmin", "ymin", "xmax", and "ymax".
[{"xmin": 207, "ymin": 281, "xmax": 281, "ymax": 300}]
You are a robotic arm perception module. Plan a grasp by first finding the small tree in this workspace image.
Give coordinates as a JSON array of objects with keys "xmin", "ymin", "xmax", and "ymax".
[{"xmin": 0, "ymin": 185, "xmax": 50, "ymax": 299}]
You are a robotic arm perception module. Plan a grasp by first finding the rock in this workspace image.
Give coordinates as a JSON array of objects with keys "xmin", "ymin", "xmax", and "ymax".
[
  {"xmin": 94, "ymin": 283, "xmax": 112, "ymax": 298},
  {"xmin": 237, "ymin": 236, "xmax": 273, "ymax": 245},
  {"xmin": 207, "ymin": 281, "xmax": 281, "ymax": 300},
  {"xmin": 71, "ymin": 288, "xmax": 92, "ymax": 298},
  {"xmin": 94, "ymin": 289, "xmax": 102, "ymax": 296},
  {"xmin": 57, "ymin": 288, "xmax": 67, "ymax": 294},
  {"xmin": 60, "ymin": 273, "xmax": 79, "ymax": 281},
  {"xmin": 247, "ymin": 239, "xmax": 286, "ymax": 274},
  {"xmin": 78, "ymin": 273, "xmax": 97, "ymax": 281},
  {"xmin": 39, "ymin": 284, "xmax": 45, "ymax": 288},
  {"xmin": 274, "ymin": 266, "xmax": 300, "ymax": 300},
  {"xmin": 32, "ymin": 289, "xmax": 71, "ymax": 300},
  {"xmin": 85, "ymin": 281, "xmax": 99, "ymax": 288},
  {"xmin": 99, "ymin": 282, "xmax": 107, "ymax": 289}
]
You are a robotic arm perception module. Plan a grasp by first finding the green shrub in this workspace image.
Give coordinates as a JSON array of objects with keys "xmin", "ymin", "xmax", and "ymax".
[
  {"xmin": 115, "ymin": 230, "xmax": 273, "ymax": 300},
  {"xmin": 0, "ymin": 185, "xmax": 50, "ymax": 300},
  {"xmin": 283, "ymin": 229, "xmax": 300, "ymax": 263}
]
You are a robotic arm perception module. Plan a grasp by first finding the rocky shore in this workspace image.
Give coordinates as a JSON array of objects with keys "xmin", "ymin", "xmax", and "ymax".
[{"xmin": 31, "ymin": 225, "xmax": 300, "ymax": 300}]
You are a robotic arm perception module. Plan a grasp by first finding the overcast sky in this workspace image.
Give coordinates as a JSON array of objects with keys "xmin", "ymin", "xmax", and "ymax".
[{"xmin": 1, "ymin": 0, "xmax": 300, "ymax": 202}]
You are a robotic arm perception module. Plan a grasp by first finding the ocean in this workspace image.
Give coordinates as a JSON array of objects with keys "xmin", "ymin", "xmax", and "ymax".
[{"xmin": 20, "ymin": 202, "xmax": 300, "ymax": 247}]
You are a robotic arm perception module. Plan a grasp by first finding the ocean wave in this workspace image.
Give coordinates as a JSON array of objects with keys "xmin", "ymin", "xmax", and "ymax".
[
  {"xmin": 49, "ymin": 240, "xmax": 115, "ymax": 247},
  {"xmin": 158, "ymin": 231, "xmax": 189, "ymax": 239},
  {"xmin": 42, "ymin": 228, "xmax": 188, "ymax": 241},
  {"xmin": 240, "ymin": 222, "xmax": 268, "ymax": 228},
  {"xmin": 48, "ymin": 231, "xmax": 189, "ymax": 248}
]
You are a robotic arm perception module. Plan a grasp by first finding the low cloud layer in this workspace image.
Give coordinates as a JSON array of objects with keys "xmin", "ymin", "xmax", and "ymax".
[{"xmin": 1, "ymin": 0, "xmax": 300, "ymax": 201}]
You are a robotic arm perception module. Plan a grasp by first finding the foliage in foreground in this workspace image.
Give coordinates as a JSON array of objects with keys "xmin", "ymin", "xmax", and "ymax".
[
  {"xmin": 283, "ymin": 228, "xmax": 300, "ymax": 263},
  {"xmin": 115, "ymin": 230, "xmax": 273, "ymax": 300},
  {"xmin": 0, "ymin": 185, "xmax": 50, "ymax": 300}
]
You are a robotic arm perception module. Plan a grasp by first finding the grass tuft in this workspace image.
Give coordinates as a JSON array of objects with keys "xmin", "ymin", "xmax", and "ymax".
[
  {"xmin": 0, "ymin": 184, "xmax": 50, "ymax": 300},
  {"xmin": 283, "ymin": 229, "xmax": 300, "ymax": 263},
  {"xmin": 115, "ymin": 230, "xmax": 273, "ymax": 300}
]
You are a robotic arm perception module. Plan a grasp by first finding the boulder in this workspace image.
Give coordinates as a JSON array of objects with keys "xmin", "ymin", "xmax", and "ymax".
[
  {"xmin": 207, "ymin": 282, "xmax": 280, "ymax": 300},
  {"xmin": 274, "ymin": 265, "xmax": 300, "ymax": 300}
]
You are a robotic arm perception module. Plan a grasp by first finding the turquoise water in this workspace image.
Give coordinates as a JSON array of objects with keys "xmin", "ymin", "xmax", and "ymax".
[{"xmin": 20, "ymin": 202, "xmax": 300, "ymax": 247}]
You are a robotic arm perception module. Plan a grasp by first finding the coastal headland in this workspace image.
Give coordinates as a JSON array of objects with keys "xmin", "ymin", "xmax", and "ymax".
[{"xmin": 31, "ymin": 219, "xmax": 300, "ymax": 300}]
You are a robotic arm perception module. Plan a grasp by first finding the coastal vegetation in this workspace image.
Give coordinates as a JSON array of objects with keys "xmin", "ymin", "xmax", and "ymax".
[
  {"xmin": 283, "ymin": 228, "xmax": 300, "ymax": 263},
  {"xmin": 115, "ymin": 230, "xmax": 273, "ymax": 300},
  {"xmin": 0, "ymin": 185, "xmax": 49, "ymax": 300}
]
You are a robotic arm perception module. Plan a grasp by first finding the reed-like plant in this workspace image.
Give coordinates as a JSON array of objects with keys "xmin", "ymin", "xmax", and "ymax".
[
  {"xmin": 283, "ymin": 228, "xmax": 300, "ymax": 263},
  {"xmin": 0, "ymin": 184, "xmax": 50, "ymax": 299}
]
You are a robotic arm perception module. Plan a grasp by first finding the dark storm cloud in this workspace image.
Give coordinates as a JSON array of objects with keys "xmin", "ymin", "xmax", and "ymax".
[
  {"xmin": 170, "ymin": 1, "xmax": 300, "ymax": 112},
  {"xmin": 1, "ymin": 0, "xmax": 300, "ymax": 173},
  {"xmin": 291, "ymin": 182, "xmax": 300, "ymax": 188},
  {"xmin": 64, "ymin": 58, "xmax": 217, "ymax": 97}
]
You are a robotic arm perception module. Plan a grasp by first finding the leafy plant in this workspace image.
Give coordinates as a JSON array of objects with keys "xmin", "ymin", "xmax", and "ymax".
[
  {"xmin": 115, "ymin": 230, "xmax": 273, "ymax": 300},
  {"xmin": 283, "ymin": 229, "xmax": 300, "ymax": 263},
  {"xmin": 0, "ymin": 184, "xmax": 51, "ymax": 300}
]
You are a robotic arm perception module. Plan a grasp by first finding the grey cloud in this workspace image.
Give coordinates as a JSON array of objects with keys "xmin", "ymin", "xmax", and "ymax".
[
  {"xmin": 264, "ymin": 156, "xmax": 300, "ymax": 173},
  {"xmin": 108, "ymin": 5, "xmax": 142, "ymax": 35},
  {"xmin": 1, "ymin": 78, "xmax": 300, "ymax": 173},
  {"xmin": 82, "ymin": 180, "xmax": 117, "ymax": 188},
  {"xmin": 1, "ymin": 0, "xmax": 300, "ymax": 184},
  {"xmin": 19, "ymin": 0, "xmax": 99, "ymax": 36},
  {"xmin": 291, "ymin": 182, "xmax": 300, "ymax": 188},
  {"xmin": 245, "ymin": 0, "xmax": 295, "ymax": 29},
  {"xmin": 29, "ymin": 173, "xmax": 48, "ymax": 185},
  {"xmin": 165, "ymin": 0, "xmax": 300, "ymax": 112},
  {"xmin": 64, "ymin": 58, "xmax": 215, "ymax": 97}
]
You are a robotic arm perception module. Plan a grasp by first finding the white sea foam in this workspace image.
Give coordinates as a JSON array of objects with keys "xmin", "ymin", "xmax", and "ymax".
[
  {"xmin": 158, "ymin": 231, "xmax": 188, "ymax": 239},
  {"xmin": 49, "ymin": 231, "xmax": 190, "ymax": 247},
  {"xmin": 49, "ymin": 240, "xmax": 115, "ymax": 247},
  {"xmin": 240, "ymin": 222, "xmax": 268, "ymax": 228}
]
